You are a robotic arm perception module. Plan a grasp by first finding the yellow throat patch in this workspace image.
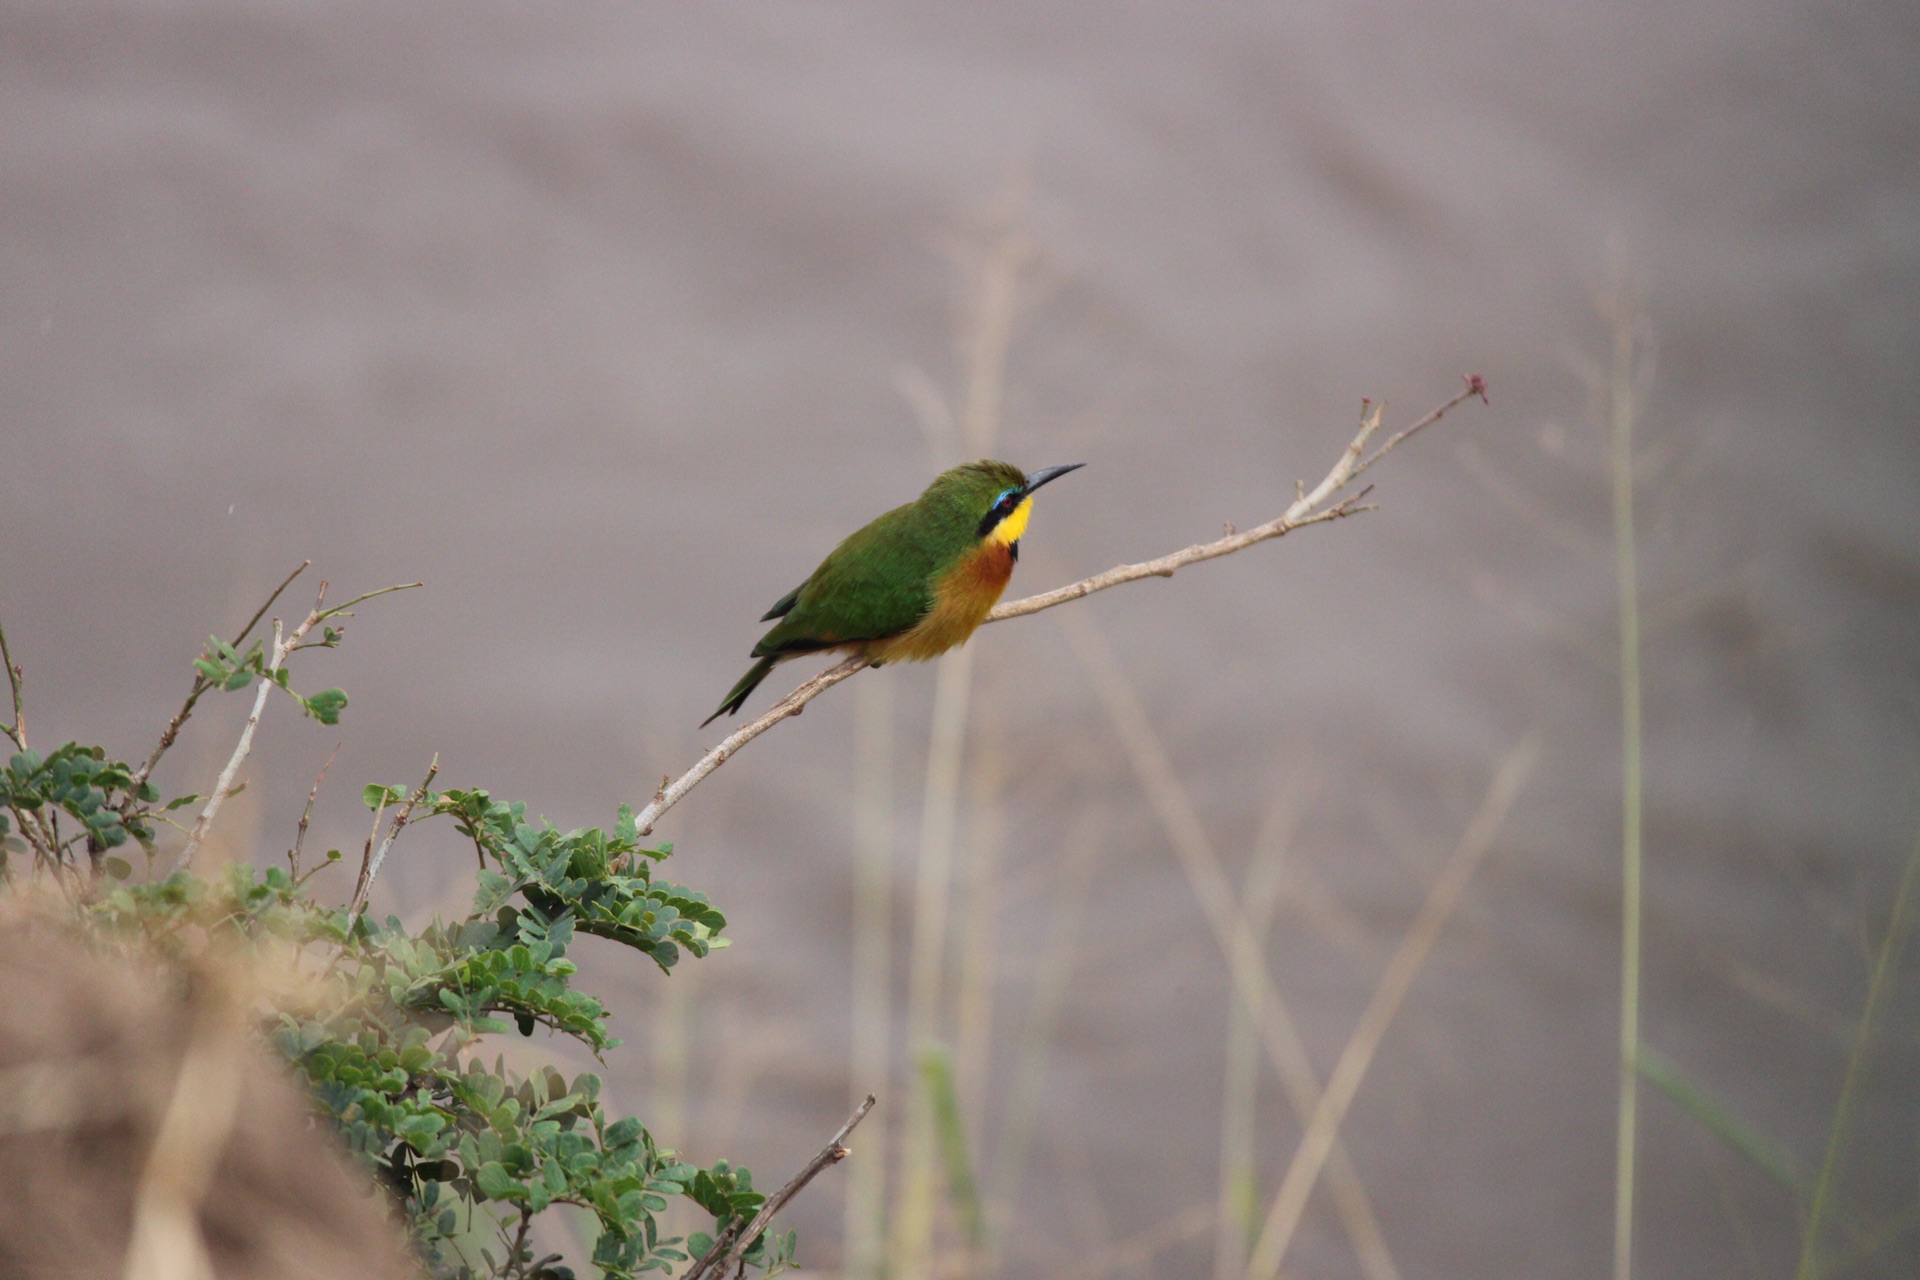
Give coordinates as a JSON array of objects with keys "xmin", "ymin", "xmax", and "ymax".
[{"xmin": 989, "ymin": 495, "xmax": 1033, "ymax": 546}]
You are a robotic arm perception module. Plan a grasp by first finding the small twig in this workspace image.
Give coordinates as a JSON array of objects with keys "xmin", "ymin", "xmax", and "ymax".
[
  {"xmin": 637, "ymin": 380, "xmax": 1484, "ymax": 837},
  {"xmin": 1349, "ymin": 373, "xmax": 1487, "ymax": 484},
  {"xmin": 352, "ymin": 755, "xmax": 439, "ymax": 915},
  {"xmin": 128, "ymin": 560, "xmax": 310, "ymax": 796},
  {"xmin": 684, "ymin": 1094, "xmax": 877, "ymax": 1280},
  {"xmin": 175, "ymin": 576, "xmax": 419, "ymax": 870},
  {"xmin": 0, "ymin": 610, "xmax": 25, "ymax": 750},
  {"xmin": 288, "ymin": 744, "xmax": 341, "ymax": 879},
  {"xmin": 179, "ymin": 615, "xmax": 297, "ymax": 870}
]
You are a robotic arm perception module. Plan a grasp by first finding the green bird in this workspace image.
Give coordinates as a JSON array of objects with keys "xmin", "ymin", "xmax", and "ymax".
[{"xmin": 703, "ymin": 459, "xmax": 1084, "ymax": 727}]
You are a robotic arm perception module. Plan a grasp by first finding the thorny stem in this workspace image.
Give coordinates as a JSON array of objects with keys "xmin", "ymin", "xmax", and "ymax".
[
  {"xmin": 631, "ymin": 376, "xmax": 1486, "ymax": 837},
  {"xmin": 685, "ymin": 1095, "xmax": 877, "ymax": 1280},
  {"xmin": 352, "ymin": 756, "xmax": 439, "ymax": 914},
  {"xmin": 0, "ymin": 610, "xmax": 24, "ymax": 750},
  {"xmin": 289, "ymin": 743, "xmax": 341, "ymax": 879}
]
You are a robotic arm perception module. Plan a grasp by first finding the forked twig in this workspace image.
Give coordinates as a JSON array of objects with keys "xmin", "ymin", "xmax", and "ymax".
[
  {"xmin": 128, "ymin": 560, "xmax": 311, "ymax": 798},
  {"xmin": 631, "ymin": 377, "xmax": 1486, "ymax": 836},
  {"xmin": 684, "ymin": 1094, "xmax": 877, "ymax": 1280},
  {"xmin": 177, "ymin": 577, "xmax": 421, "ymax": 869}
]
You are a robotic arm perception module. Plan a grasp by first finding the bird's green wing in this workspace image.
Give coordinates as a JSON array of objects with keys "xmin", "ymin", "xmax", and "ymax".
[{"xmin": 751, "ymin": 502, "xmax": 949, "ymax": 656}]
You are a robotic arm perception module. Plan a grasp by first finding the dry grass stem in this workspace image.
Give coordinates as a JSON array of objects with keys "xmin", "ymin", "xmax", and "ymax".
[
  {"xmin": 1243, "ymin": 739, "xmax": 1538, "ymax": 1280},
  {"xmin": 890, "ymin": 645, "xmax": 977, "ymax": 1280},
  {"xmin": 1795, "ymin": 826, "xmax": 1920, "ymax": 1280},
  {"xmin": 844, "ymin": 675, "xmax": 896, "ymax": 1280},
  {"xmin": 1214, "ymin": 777, "xmax": 1311, "ymax": 1280},
  {"xmin": 1058, "ymin": 607, "xmax": 1400, "ymax": 1280},
  {"xmin": 1053, "ymin": 1205, "xmax": 1215, "ymax": 1280},
  {"xmin": 984, "ymin": 809, "xmax": 1106, "ymax": 1267}
]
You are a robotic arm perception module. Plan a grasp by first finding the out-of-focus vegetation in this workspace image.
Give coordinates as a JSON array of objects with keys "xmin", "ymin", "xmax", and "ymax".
[{"xmin": 0, "ymin": 577, "xmax": 793, "ymax": 1280}]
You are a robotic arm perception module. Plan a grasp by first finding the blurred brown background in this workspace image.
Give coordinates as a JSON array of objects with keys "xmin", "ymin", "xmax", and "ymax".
[{"xmin": 3, "ymin": 3, "xmax": 1917, "ymax": 1278}]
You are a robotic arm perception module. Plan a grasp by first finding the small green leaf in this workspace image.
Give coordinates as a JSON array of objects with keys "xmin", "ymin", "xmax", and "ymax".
[
  {"xmin": 103, "ymin": 856, "xmax": 133, "ymax": 880},
  {"xmin": 303, "ymin": 688, "xmax": 348, "ymax": 725},
  {"xmin": 475, "ymin": 1162, "xmax": 518, "ymax": 1201}
]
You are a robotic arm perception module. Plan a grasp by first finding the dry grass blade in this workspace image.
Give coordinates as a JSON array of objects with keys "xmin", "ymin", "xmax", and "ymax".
[
  {"xmin": 844, "ymin": 675, "xmax": 896, "ymax": 1280},
  {"xmin": 1243, "ymin": 739, "xmax": 1538, "ymax": 1280},
  {"xmin": 1052, "ymin": 1204, "xmax": 1216, "ymax": 1280},
  {"xmin": 1058, "ymin": 607, "xmax": 1401, "ymax": 1280},
  {"xmin": 1215, "ymin": 776, "xmax": 1311, "ymax": 1280}
]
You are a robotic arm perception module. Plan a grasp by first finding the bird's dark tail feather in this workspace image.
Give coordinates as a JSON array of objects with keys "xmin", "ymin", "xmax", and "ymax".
[{"xmin": 702, "ymin": 654, "xmax": 778, "ymax": 728}]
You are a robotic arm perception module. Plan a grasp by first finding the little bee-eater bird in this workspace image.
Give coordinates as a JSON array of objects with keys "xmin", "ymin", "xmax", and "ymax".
[{"xmin": 703, "ymin": 459, "xmax": 1084, "ymax": 726}]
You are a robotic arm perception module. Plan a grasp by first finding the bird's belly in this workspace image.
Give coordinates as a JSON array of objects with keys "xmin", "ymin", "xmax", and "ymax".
[{"xmin": 868, "ymin": 544, "xmax": 1013, "ymax": 663}]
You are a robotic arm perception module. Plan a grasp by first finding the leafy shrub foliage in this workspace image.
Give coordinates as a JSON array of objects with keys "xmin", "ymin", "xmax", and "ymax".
[{"xmin": 0, "ymin": 576, "xmax": 788, "ymax": 1279}]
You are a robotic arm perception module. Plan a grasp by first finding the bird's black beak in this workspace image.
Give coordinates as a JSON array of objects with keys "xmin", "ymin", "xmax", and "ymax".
[{"xmin": 1023, "ymin": 463, "xmax": 1085, "ymax": 495}]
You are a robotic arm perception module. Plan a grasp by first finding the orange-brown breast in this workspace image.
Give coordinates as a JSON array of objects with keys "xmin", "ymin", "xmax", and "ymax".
[{"xmin": 865, "ymin": 541, "xmax": 1015, "ymax": 663}]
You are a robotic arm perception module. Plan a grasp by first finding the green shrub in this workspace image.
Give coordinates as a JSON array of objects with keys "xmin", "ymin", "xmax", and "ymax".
[{"xmin": 0, "ymin": 575, "xmax": 787, "ymax": 1279}]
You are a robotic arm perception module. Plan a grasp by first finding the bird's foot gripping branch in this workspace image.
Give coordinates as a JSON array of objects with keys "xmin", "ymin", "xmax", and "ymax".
[{"xmin": 0, "ymin": 571, "xmax": 844, "ymax": 1280}]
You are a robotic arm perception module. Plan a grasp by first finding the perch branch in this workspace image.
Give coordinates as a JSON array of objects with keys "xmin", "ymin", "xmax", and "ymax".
[
  {"xmin": 631, "ymin": 377, "xmax": 1486, "ymax": 837},
  {"xmin": 684, "ymin": 1094, "xmax": 877, "ymax": 1280}
]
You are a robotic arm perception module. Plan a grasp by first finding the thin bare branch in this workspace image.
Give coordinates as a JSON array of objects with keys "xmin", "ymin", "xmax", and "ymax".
[
  {"xmin": 986, "ymin": 490, "xmax": 1370, "ymax": 624},
  {"xmin": 178, "ymin": 618, "xmax": 288, "ymax": 870},
  {"xmin": 173, "ymin": 575, "xmax": 416, "ymax": 870},
  {"xmin": 1348, "ymin": 373, "xmax": 1488, "ymax": 484},
  {"xmin": 351, "ymin": 756, "xmax": 439, "ymax": 914},
  {"xmin": 178, "ymin": 582, "xmax": 335, "ymax": 869},
  {"xmin": 288, "ymin": 744, "xmax": 341, "ymax": 879},
  {"xmin": 129, "ymin": 561, "xmax": 310, "ymax": 794},
  {"xmin": 684, "ymin": 1094, "xmax": 877, "ymax": 1280},
  {"xmin": 317, "ymin": 581, "xmax": 424, "ymax": 624},
  {"xmin": 637, "ymin": 379, "xmax": 1484, "ymax": 837},
  {"xmin": 0, "ymin": 610, "xmax": 24, "ymax": 750},
  {"xmin": 633, "ymin": 655, "xmax": 869, "ymax": 836}
]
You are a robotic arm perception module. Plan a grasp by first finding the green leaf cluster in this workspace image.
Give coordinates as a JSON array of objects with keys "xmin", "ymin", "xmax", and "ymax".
[
  {"xmin": 3, "ymin": 575, "xmax": 788, "ymax": 1279},
  {"xmin": 1, "ymin": 743, "xmax": 198, "ymax": 876},
  {"xmin": 88, "ymin": 810, "xmax": 755, "ymax": 1279},
  {"xmin": 192, "ymin": 633, "xmax": 348, "ymax": 724}
]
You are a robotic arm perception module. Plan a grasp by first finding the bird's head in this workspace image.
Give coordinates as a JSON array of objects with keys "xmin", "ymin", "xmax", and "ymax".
[{"xmin": 930, "ymin": 459, "xmax": 1085, "ymax": 555}]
